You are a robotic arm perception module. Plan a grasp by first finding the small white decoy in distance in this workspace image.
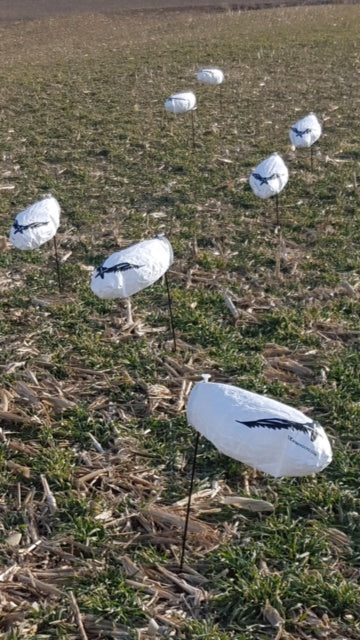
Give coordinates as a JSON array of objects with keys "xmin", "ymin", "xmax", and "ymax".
[
  {"xmin": 249, "ymin": 152, "xmax": 289, "ymax": 225},
  {"xmin": 289, "ymin": 112, "xmax": 321, "ymax": 148},
  {"xmin": 196, "ymin": 68, "xmax": 225, "ymax": 109},
  {"xmin": 196, "ymin": 68, "xmax": 224, "ymax": 86},
  {"xmin": 91, "ymin": 235, "xmax": 176, "ymax": 347},
  {"xmin": 180, "ymin": 376, "xmax": 332, "ymax": 568},
  {"xmin": 164, "ymin": 91, "xmax": 197, "ymax": 148},
  {"xmin": 289, "ymin": 112, "xmax": 322, "ymax": 170},
  {"xmin": 9, "ymin": 194, "xmax": 63, "ymax": 290}
]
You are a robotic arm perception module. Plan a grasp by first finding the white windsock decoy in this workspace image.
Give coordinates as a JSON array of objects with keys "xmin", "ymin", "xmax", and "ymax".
[
  {"xmin": 164, "ymin": 91, "xmax": 197, "ymax": 115},
  {"xmin": 91, "ymin": 235, "xmax": 175, "ymax": 343},
  {"xmin": 186, "ymin": 380, "xmax": 332, "ymax": 478},
  {"xmin": 9, "ymin": 195, "xmax": 60, "ymax": 251},
  {"xmin": 196, "ymin": 68, "xmax": 224, "ymax": 85},
  {"xmin": 180, "ymin": 377, "xmax": 332, "ymax": 568},
  {"xmin": 91, "ymin": 235, "xmax": 173, "ymax": 301},
  {"xmin": 249, "ymin": 153, "xmax": 289, "ymax": 200},
  {"xmin": 289, "ymin": 112, "xmax": 322, "ymax": 148}
]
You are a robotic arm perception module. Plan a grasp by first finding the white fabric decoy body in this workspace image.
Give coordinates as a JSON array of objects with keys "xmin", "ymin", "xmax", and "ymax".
[
  {"xmin": 289, "ymin": 112, "xmax": 322, "ymax": 148},
  {"xmin": 9, "ymin": 195, "xmax": 61, "ymax": 251},
  {"xmin": 91, "ymin": 235, "xmax": 174, "ymax": 300},
  {"xmin": 186, "ymin": 381, "xmax": 332, "ymax": 478},
  {"xmin": 164, "ymin": 91, "xmax": 197, "ymax": 115},
  {"xmin": 196, "ymin": 68, "xmax": 224, "ymax": 85},
  {"xmin": 249, "ymin": 152, "xmax": 289, "ymax": 199}
]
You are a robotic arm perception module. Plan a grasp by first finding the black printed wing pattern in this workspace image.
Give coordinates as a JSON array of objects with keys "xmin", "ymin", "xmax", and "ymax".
[
  {"xmin": 13, "ymin": 220, "xmax": 49, "ymax": 234},
  {"xmin": 291, "ymin": 127, "xmax": 312, "ymax": 138},
  {"xmin": 235, "ymin": 417, "xmax": 320, "ymax": 442},
  {"xmin": 252, "ymin": 172, "xmax": 280, "ymax": 185},
  {"xmin": 95, "ymin": 262, "xmax": 143, "ymax": 279}
]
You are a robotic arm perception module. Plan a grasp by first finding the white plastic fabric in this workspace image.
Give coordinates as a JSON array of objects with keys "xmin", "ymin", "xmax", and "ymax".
[
  {"xmin": 91, "ymin": 235, "xmax": 174, "ymax": 300},
  {"xmin": 164, "ymin": 91, "xmax": 197, "ymax": 114},
  {"xmin": 186, "ymin": 381, "xmax": 332, "ymax": 478},
  {"xmin": 249, "ymin": 153, "xmax": 289, "ymax": 199},
  {"xmin": 196, "ymin": 68, "xmax": 224, "ymax": 85},
  {"xmin": 9, "ymin": 195, "xmax": 60, "ymax": 250},
  {"xmin": 289, "ymin": 112, "xmax": 321, "ymax": 148}
]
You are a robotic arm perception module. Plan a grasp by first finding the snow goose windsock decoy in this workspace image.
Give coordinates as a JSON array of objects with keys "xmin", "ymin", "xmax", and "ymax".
[
  {"xmin": 165, "ymin": 91, "xmax": 196, "ymax": 115},
  {"xmin": 10, "ymin": 194, "xmax": 60, "ymax": 251},
  {"xmin": 180, "ymin": 378, "xmax": 332, "ymax": 567},
  {"xmin": 289, "ymin": 112, "xmax": 322, "ymax": 170},
  {"xmin": 187, "ymin": 380, "xmax": 332, "ymax": 478},
  {"xmin": 9, "ymin": 194, "xmax": 62, "ymax": 290},
  {"xmin": 196, "ymin": 68, "xmax": 224, "ymax": 85},
  {"xmin": 91, "ymin": 235, "xmax": 175, "ymax": 345},
  {"xmin": 164, "ymin": 91, "xmax": 197, "ymax": 148},
  {"xmin": 249, "ymin": 152, "xmax": 289, "ymax": 225},
  {"xmin": 196, "ymin": 68, "xmax": 224, "ymax": 109}
]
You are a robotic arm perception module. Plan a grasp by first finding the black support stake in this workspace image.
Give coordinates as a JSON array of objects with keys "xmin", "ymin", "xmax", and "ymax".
[
  {"xmin": 53, "ymin": 235, "xmax": 63, "ymax": 292},
  {"xmin": 164, "ymin": 271, "xmax": 177, "ymax": 352},
  {"xmin": 180, "ymin": 431, "xmax": 200, "ymax": 571}
]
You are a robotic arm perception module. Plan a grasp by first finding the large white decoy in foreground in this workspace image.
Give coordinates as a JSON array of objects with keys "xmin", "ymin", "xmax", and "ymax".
[
  {"xmin": 249, "ymin": 153, "xmax": 289, "ymax": 200},
  {"xmin": 9, "ymin": 194, "xmax": 60, "ymax": 251},
  {"xmin": 289, "ymin": 112, "xmax": 322, "ymax": 149},
  {"xmin": 196, "ymin": 68, "xmax": 224, "ymax": 86},
  {"xmin": 187, "ymin": 380, "xmax": 332, "ymax": 478},
  {"xmin": 180, "ymin": 378, "xmax": 332, "ymax": 567}
]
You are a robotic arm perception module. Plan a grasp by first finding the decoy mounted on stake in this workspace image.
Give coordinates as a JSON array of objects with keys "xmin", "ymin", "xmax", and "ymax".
[
  {"xmin": 196, "ymin": 68, "xmax": 224, "ymax": 108},
  {"xmin": 164, "ymin": 91, "xmax": 197, "ymax": 149},
  {"xmin": 180, "ymin": 378, "xmax": 332, "ymax": 568},
  {"xmin": 90, "ymin": 235, "xmax": 176, "ymax": 349},
  {"xmin": 249, "ymin": 152, "xmax": 289, "ymax": 226},
  {"xmin": 289, "ymin": 112, "xmax": 322, "ymax": 170},
  {"xmin": 9, "ymin": 194, "xmax": 63, "ymax": 291}
]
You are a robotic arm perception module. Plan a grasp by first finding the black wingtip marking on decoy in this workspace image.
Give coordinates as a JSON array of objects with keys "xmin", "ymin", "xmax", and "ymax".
[
  {"xmin": 13, "ymin": 220, "xmax": 49, "ymax": 234},
  {"xmin": 291, "ymin": 126, "xmax": 312, "ymax": 138},
  {"xmin": 95, "ymin": 262, "xmax": 143, "ymax": 279},
  {"xmin": 235, "ymin": 417, "xmax": 320, "ymax": 442},
  {"xmin": 252, "ymin": 172, "xmax": 280, "ymax": 186}
]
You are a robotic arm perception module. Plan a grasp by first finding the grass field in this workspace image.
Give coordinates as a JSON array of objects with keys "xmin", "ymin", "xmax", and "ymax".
[{"xmin": 0, "ymin": 4, "xmax": 360, "ymax": 639}]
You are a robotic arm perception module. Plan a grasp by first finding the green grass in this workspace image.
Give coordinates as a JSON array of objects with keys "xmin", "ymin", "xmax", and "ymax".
[{"xmin": 0, "ymin": 4, "xmax": 360, "ymax": 639}]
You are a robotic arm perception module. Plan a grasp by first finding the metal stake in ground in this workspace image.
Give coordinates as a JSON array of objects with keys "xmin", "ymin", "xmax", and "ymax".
[
  {"xmin": 53, "ymin": 235, "xmax": 63, "ymax": 292},
  {"xmin": 125, "ymin": 297, "xmax": 133, "ymax": 324},
  {"xmin": 310, "ymin": 144, "xmax": 314, "ymax": 171},
  {"xmin": 164, "ymin": 271, "xmax": 176, "ymax": 351},
  {"xmin": 275, "ymin": 193, "xmax": 280, "ymax": 227},
  {"xmin": 179, "ymin": 430, "xmax": 200, "ymax": 571},
  {"xmin": 191, "ymin": 108, "xmax": 196, "ymax": 150}
]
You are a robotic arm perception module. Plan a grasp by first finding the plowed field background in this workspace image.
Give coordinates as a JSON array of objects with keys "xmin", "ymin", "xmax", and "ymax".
[
  {"xmin": 0, "ymin": 0, "xmax": 336, "ymax": 22},
  {"xmin": 1, "ymin": 1, "xmax": 360, "ymax": 639}
]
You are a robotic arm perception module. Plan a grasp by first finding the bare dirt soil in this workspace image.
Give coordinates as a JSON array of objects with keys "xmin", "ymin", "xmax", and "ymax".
[{"xmin": 0, "ymin": 0, "xmax": 335, "ymax": 22}]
